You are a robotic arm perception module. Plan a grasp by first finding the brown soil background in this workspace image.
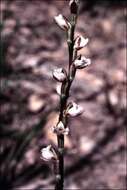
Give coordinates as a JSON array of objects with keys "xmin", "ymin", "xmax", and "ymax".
[{"xmin": 0, "ymin": 0, "xmax": 126, "ymax": 189}]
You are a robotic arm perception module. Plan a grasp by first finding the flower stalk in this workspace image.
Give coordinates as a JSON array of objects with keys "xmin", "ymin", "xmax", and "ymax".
[
  {"xmin": 41, "ymin": 1, "xmax": 91, "ymax": 189},
  {"xmin": 55, "ymin": 8, "xmax": 77, "ymax": 190}
]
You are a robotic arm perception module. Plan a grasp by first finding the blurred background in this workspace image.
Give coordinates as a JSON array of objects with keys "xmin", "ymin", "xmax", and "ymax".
[{"xmin": 0, "ymin": 0, "xmax": 126, "ymax": 189}]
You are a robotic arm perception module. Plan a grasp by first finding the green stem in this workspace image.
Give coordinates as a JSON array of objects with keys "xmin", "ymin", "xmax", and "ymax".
[
  {"xmin": 68, "ymin": 15, "xmax": 77, "ymax": 75},
  {"xmin": 55, "ymin": 14, "xmax": 77, "ymax": 190},
  {"xmin": 55, "ymin": 135, "xmax": 64, "ymax": 190}
]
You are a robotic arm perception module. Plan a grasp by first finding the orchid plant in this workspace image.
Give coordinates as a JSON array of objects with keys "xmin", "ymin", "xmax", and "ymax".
[{"xmin": 41, "ymin": 0, "xmax": 91, "ymax": 189}]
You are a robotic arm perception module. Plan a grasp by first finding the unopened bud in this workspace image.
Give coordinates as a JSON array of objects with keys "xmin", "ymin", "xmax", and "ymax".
[
  {"xmin": 74, "ymin": 35, "xmax": 89, "ymax": 50},
  {"xmin": 69, "ymin": 0, "xmax": 79, "ymax": 14},
  {"xmin": 74, "ymin": 56, "xmax": 91, "ymax": 69},
  {"xmin": 54, "ymin": 14, "xmax": 71, "ymax": 31}
]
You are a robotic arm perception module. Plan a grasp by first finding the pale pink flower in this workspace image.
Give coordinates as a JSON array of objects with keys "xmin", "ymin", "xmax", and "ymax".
[
  {"xmin": 41, "ymin": 145, "xmax": 56, "ymax": 162},
  {"xmin": 52, "ymin": 121, "xmax": 69, "ymax": 135},
  {"xmin": 67, "ymin": 102, "xmax": 83, "ymax": 117},
  {"xmin": 74, "ymin": 35, "xmax": 89, "ymax": 50},
  {"xmin": 54, "ymin": 14, "xmax": 70, "ymax": 30},
  {"xmin": 53, "ymin": 68, "xmax": 66, "ymax": 82},
  {"xmin": 74, "ymin": 56, "xmax": 91, "ymax": 69}
]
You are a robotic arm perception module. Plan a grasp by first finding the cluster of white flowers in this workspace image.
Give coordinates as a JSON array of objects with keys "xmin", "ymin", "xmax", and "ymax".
[
  {"xmin": 41, "ymin": 0, "xmax": 91, "ymax": 163},
  {"xmin": 73, "ymin": 35, "xmax": 91, "ymax": 69},
  {"xmin": 54, "ymin": 14, "xmax": 91, "ymax": 70},
  {"xmin": 40, "ymin": 101, "xmax": 84, "ymax": 161}
]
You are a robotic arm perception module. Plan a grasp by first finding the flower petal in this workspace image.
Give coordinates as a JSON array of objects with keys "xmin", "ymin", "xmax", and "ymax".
[
  {"xmin": 54, "ymin": 14, "xmax": 70, "ymax": 30},
  {"xmin": 52, "ymin": 121, "xmax": 69, "ymax": 135},
  {"xmin": 41, "ymin": 145, "xmax": 55, "ymax": 161},
  {"xmin": 56, "ymin": 83, "xmax": 62, "ymax": 95},
  {"xmin": 74, "ymin": 35, "xmax": 89, "ymax": 50},
  {"xmin": 67, "ymin": 102, "xmax": 84, "ymax": 117},
  {"xmin": 53, "ymin": 68, "xmax": 66, "ymax": 82},
  {"xmin": 74, "ymin": 56, "xmax": 91, "ymax": 69}
]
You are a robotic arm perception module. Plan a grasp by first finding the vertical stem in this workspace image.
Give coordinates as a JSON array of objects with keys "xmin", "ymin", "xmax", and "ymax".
[
  {"xmin": 58, "ymin": 135, "xmax": 64, "ymax": 188},
  {"xmin": 68, "ymin": 15, "xmax": 76, "ymax": 75},
  {"xmin": 55, "ymin": 135, "xmax": 64, "ymax": 190},
  {"xmin": 55, "ymin": 14, "xmax": 77, "ymax": 190}
]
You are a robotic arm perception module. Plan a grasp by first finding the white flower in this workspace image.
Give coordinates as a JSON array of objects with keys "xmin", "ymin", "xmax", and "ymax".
[
  {"xmin": 54, "ymin": 14, "xmax": 70, "ymax": 30},
  {"xmin": 52, "ymin": 121, "xmax": 69, "ymax": 135},
  {"xmin": 67, "ymin": 102, "xmax": 83, "ymax": 117},
  {"xmin": 53, "ymin": 68, "xmax": 66, "ymax": 82},
  {"xmin": 74, "ymin": 56, "xmax": 91, "ymax": 69},
  {"xmin": 41, "ymin": 145, "xmax": 56, "ymax": 162},
  {"xmin": 56, "ymin": 83, "xmax": 62, "ymax": 95},
  {"xmin": 74, "ymin": 35, "xmax": 89, "ymax": 50}
]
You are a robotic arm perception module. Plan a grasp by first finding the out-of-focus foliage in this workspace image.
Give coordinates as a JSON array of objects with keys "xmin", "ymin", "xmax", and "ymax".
[{"xmin": 0, "ymin": 0, "xmax": 126, "ymax": 189}]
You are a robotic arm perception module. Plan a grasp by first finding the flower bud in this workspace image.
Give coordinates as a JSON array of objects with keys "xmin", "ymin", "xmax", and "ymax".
[
  {"xmin": 41, "ymin": 145, "xmax": 57, "ymax": 162},
  {"xmin": 53, "ymin": 68, "xmax": 67, "ymax": 82},
  {"xmin": 67, "ymin": 102, "xmax": 83, "ymax": 117},
  {"xmin": 69, "ymin": 0, "xmax": 79, "ymax": 14},
  {"xmin": 54, "ymin": 14, "xmax": 70, "ymax": 31},
  {"xmin": 52, "ymin": 121, "xmax": 69, "ymax": 135},
  {"xmin": 74, "ymin": 35, "xmax": 89, "ymax": 50},
  {"xmin": 74, "ymin": 56, "xmax": 91, "ymax": 69}
]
